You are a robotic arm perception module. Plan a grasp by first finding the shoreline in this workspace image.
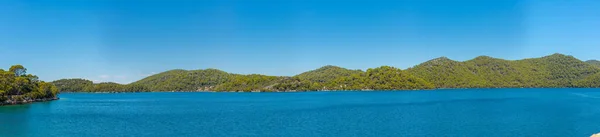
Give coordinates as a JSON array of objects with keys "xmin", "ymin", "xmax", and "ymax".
[
  {"xmin": 0, "ymin": 97, "xmax": 60, "ymax": 106},
  {"xmin": 59, "ymin": 87, "xmax": 600, "ymax": 94}
]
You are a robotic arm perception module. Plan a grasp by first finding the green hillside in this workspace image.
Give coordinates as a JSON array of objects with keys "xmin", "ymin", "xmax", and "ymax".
[
  {"xmin": 52, "ymin": 78, "xmax": 93, "ymax": 92},
  {"xmin": 329, "ymin": 66, "xmax": 435, "ymax": 90},
  {"xmin": 574, "ymin": 72, "xmax": 600, "ymax": 88},
  {"xmin": 295, "ymin": 65, "xmax": 363, "ymax": 83},
  {"xmin": 407, "ymin": 53, "xmax": 599, "ymax": 88},
  {"xmin": 586, "ymin": 60, "xmax": 600, "ymax": 68},
  {"xmin": 214, "ymin": 74, "xmax": 284, "ymax": 92},
  {"xmin": 130, "ymin": 69, "xmax": 234, "ymax": 91},
  {"xmin": 52, "ymin": 53, "xmax": 600, "ymax": 92}
]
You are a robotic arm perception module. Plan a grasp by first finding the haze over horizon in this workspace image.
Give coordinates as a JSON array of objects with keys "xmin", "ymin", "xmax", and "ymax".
[{"xmin": 1, "ymin": 0, "xmax": 599, "ymax": 84}]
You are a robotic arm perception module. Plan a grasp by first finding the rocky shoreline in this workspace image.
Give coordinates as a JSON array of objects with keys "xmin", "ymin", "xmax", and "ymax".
[{"xmin": 0, "ymin": 97, "xmax": 59, "ymax": 106}]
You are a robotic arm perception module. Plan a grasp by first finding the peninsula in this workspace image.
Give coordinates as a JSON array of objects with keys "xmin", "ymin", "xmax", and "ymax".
[{"xmin": 1, "ymin": 65, "xmax": 59, "ymax": 105}]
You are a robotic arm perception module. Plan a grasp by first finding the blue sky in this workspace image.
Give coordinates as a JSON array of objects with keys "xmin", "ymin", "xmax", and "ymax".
[{"xmin": 1, "ymin": 0, "xmax": 599, "ymax": 84}]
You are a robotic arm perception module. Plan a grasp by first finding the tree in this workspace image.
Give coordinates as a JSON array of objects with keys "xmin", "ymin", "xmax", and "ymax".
[
  {"xmin": 12, "ymin": 77, "xmax": 30, "ymax": 95},
  {"xmin": 0, "ymin": 70, "xmax": 15, "ymax": 94},
  {"xmin": 38, "ymin": 82, "xmax": 58, "ymax": 98},
  {"xmin": 9, "ymin": 65, "xmax": 27, "ymax": 76}
]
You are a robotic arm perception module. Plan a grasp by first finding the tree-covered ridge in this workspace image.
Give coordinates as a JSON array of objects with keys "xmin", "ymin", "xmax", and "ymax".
[
  {"xmin": 530, "ymin": 54, "xmax": 599, "ymax": 86},
  {"xmin": 586, "ymin": 60, "xmax": 600, "ymax": 68},
  {"xmin": 295, "ymin": 65, "xmax": 363, "ymax": 83},
  {"xmin": 51, "ymin": 79, "xmax": 149, "ymax": 93},
  {"xmin": 52, "ymin": 53, "xmax": 600, "ymax": 92},
  {"xmin": 263, "ymin": 65, "xmax": 366, "ymax": 91},
  {"xmin": 52, "ymin": 78, "xmax": 93, "ymax": 92},
  {"xmin": 214, "ymin": 74, "xmax": 284, "ymax": 92},
  {"xmin": 327, "ymin": 66, "xmax": 435, "ymax": 90},
  {"xmin": 1, "ymin": 65, "xmax": 59, "ymax": 104},
  {"xmin": 130, "ymin": 69, "xmax": 234, "ymax": 91},
  {"xmin": 85, "ymin": 82, "xmax": 149, "ymax": 92},
  {"xmin": 407, "ymin": 53, "xmax": 599, "ymax": 88},
  {"xmin": 52, "ymin": 69, "xmax": 233, "ymax": 92},
  {"xmin": 574, "ymin": 72, "xmax": 600, "ymax": 88}
]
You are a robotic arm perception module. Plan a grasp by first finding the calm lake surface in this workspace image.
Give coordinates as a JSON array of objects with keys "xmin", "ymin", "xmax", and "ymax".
[{"xmin": 2, "ymin": 88, "xmax": 600, "ymax": 137}]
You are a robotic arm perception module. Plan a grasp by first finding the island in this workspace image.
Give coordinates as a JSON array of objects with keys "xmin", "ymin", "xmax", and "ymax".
[
  {"xmin": 1, "ymin": 65, "xmax": 59, "ymax": 105},
  {"xmin": 51, "ymin": 53, "xmax": 600, "ymax": 92}
]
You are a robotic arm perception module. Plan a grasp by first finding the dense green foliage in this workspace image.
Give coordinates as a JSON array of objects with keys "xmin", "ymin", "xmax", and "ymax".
[
  {"xmin": 327, "ymin": 66, "xmax": 435, "ymax": 90},
  {"xmin": 52, "ymin": 79, "xmax": 93, "ymax": 92},
  {"xmin": 214, "ymin": 74, "xmax": 283, "ymax": 92},
  {"xmin": 269, "ymin": 65, "xmax": 365, "ymax": 91},
  {"xmin": 295, "ymin": 65, "xmax": 363, "ymax": 83},
  {"xmin": 271, "ymin": 77, "xmax": 314, "ymax": 91},
  {"xmin": 1, "ymin": 65, "xmax": 59, "ymax": 102},
  {"xmin": 131, "ymin": 69, "xmax": 233, "ymax": 91},
  {"xmin": 86, "ymin": 82, "xmax": 149, "ymax": 92},
  {"xmin": 51, "ymin": 79, "xmax": 148, "ymax": 92},
  {"xmin": 574, "ymin": 73, "xmax": 600, "ymax": 87},
  {"xmin": 407, "ymin": 54, "xmax": 599, "ymax": 88},
  {"xmin": 52, "ymin": 53, "xmax": 600, "ymax": 92},
  {"xmin": 586, "ymin": 60, "xmax": 600, "ymax": 68}
]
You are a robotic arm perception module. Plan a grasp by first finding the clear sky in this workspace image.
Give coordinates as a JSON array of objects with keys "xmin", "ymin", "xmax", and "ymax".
[{"xmin": 1, "ymin": 0, "xmax": 599, "ymax": 84}]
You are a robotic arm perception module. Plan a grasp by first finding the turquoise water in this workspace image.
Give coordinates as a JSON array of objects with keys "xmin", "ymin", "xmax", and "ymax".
[{"xmin": 2, "ymin": 88, "xmax": 600, "ymax": 137}]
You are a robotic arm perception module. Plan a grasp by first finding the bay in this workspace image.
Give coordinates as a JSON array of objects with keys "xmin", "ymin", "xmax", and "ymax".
[{"xmin": 2, "ymin": 88, "xmax": 600, "ymax": 137}]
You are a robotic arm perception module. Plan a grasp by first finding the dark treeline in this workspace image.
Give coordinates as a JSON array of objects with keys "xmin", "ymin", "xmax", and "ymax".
[
  {"xmin": 1, "ymin": 65, "xmax": 59, "ymax": 104},
  {"xmin": 52, "ymin": 53, "xmax": 600, "ymax": 92}
]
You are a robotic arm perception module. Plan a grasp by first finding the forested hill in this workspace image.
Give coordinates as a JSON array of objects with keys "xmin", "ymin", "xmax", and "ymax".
[
  {"xmin": 130, "ymin": 69, "xmax": 233, "ymax": 91},
  {"xmin": 52, "ymin": 53, "xmax": 600, "ymax": 92},
  {"xmin": 407, "ymin": 53, "xmax": 599, "ymax": 88},
  {"xmin": 586, "ymin": 60, "xmax": 600, "ymax": 68},
  {"xmin": 295, "ymin": 65, "xmax": 363, "ymax": 83}
]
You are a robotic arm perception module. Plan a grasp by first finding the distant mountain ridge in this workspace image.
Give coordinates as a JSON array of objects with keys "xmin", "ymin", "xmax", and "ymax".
[
  {"xmin": 52, "ymin": 53, "xmax": 600, "ymax": 92},
  {"xmin": 407, "ymin": 53, "xmax": 598, "ymax": 88},
  {"xmin": 586, "ymin": 60, "xmax": 600, "ymax": 68}
]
